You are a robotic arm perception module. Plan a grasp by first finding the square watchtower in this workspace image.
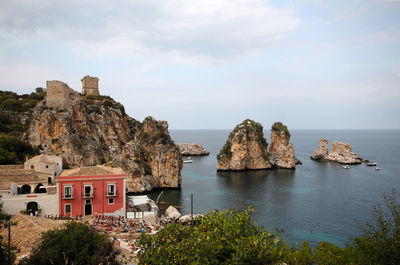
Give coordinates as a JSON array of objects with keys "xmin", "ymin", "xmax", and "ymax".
[{"xmin": 81, "ymin": 75, "xmax": 99, "ymax": 96}]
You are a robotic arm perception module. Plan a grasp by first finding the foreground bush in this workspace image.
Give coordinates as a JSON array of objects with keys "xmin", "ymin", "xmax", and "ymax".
[
  {"xmin": 139, "ymin": 191, "xmax": 400, "ymax": 265},
  {"xmin": 19, "ymin": 222, "xmax": 119, "ymax": 265},
  {"xmin": 138, "ymin": 206, "xmax": 288, "ymax": 265}
]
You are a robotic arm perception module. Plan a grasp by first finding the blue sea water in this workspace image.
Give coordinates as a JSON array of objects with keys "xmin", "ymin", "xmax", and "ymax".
[{"xmin": 148, "ymin": 129, "xmax": 400, "ymax": 247}]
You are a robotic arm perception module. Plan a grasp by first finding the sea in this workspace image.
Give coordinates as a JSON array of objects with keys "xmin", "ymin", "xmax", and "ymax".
[{"xmin": 148, "ymin": 129, "xmax": 400, "ymax": 247}]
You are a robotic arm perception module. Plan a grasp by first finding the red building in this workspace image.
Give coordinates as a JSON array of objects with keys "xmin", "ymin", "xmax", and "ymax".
[{"xmin": 58, "ymin": 165, "xmax": 126, "ymax": 217}]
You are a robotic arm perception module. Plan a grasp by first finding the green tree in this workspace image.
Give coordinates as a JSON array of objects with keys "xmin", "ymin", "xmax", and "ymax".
[
  {"xmin": 138, "ymin": 206, "xmax": 288, "ymax": 265},
  {"xmin": 348, "ymin": 190, "xmax": 400, "ymax": 265},
  {"xmin": 19, "ymin": 221, "xmax": 120, "ymax": 265}
]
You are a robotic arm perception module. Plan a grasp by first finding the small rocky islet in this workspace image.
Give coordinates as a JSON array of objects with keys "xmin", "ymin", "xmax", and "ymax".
[
  {"xmin": 216, "ymin": 119, "xmax": 300, "ymax": 171},
  {"xmin": 311, "ymin": 138, "xmax": 363, "ymax": 164},
  {"xmin": 176, "ymin": 143, "xmax": 209, "ymax": 156}
]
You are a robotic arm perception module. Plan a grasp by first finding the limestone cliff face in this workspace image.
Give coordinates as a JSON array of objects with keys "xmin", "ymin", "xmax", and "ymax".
[
  {"xmin": 25, "ymin": 87, "xmax": 182, "ymax": 192},
  {"xmin": 217, "ymin": 119, "xmax": 271, "ymax": 171},
  {"xmin": 269, "ymin": 122, "xmax": 297, "ymax": 169},
  {"xmin": 311, "ymin": 139, "xmax": 362, "ymax": 164}
]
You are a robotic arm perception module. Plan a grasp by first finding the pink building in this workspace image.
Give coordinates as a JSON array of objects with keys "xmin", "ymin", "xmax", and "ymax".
[{"xmin": 58, "ymin": 165, "xmax": 126, "ymax": 217}]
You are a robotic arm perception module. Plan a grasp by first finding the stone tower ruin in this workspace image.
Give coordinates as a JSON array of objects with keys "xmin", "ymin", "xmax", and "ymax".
[
  {"xmin": 81, "ymin": 75, "xmax": 99, "ymax": 96},
  {"xmin": 46, "ymin": 81, "xmax": 78, "ymax": 110}
]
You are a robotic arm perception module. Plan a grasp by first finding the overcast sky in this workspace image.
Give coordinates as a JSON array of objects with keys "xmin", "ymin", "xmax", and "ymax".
[{"xmin": 1, "ymin": 0, "xmax": 399, "ymax": 129}]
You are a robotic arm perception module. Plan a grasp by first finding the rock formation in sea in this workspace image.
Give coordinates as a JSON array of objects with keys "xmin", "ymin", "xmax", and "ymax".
[
  {"xmin": 25, "ymin": 79, "xmax": 182, "ymax": 192},
  {"xmin": 176, "ymin": 143, "xmax": 209, "ymax": 156},
  {"xmin": 216, "ymin": 120, "xmax": 299, "ymax": 171},
  {"xmin": 269, "ymin": 122, "xmax": 299, "ymax": 169},
  {"xmin": 216, "ymin": 119, "xmax": 271, "ymax": 171},
  {"xmin": 310, "ymin": 138, "xmax": 329, "ymax": 160},
  {"xmin": 311, "ymin": 139, "xmax": 362, "ymax": 164}
]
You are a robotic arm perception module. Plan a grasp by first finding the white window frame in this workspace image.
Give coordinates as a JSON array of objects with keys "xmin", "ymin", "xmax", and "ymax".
[
  {"xmin": 65, "ymin": 204, "xmax": 72, "ymax": 214},
  {"xmin": 64, "ymin": 185, "xmax": 72, "ymax": 198},
  {"xmin": 83, "ymin": 184, "xmax": 93, "ymax": 197},
  {"xmin": 107, "ymin": 184, "xmax": 116, "ymax": 196}
]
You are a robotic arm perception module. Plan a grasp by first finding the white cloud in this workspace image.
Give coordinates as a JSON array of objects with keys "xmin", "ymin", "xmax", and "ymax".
[{"xmin": 0, "ymin": 0, "xmax": 299, "ymax": 63}]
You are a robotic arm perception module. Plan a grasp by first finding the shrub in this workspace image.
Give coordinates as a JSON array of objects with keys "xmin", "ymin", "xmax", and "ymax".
[
  {"xmin": 138, "ymin": 206, "xmax": 288, "ymax": 265},
  {"xmin": 20, "ymin": 222, "xmax": 120, "ymax": 265},
  {"xmin": 0, "ymin": 135, "xmax": 39, "ymax": 164}
]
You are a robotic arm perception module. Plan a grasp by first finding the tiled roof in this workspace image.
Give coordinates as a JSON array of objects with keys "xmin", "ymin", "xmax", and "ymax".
[{"xmin": 60, "ymin": 165, "xmax": 124, "ymax": 177}]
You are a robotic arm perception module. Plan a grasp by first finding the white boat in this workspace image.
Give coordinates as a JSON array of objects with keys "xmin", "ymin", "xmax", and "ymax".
[
  {"xmin": 367, "ymin": 162, "xmax": 377, "ymax": 166},
  {"xmin": 375, "ymin": 166, "xmax": 380, "ymax": 171},
  {"xmin": 342, "ymin": 165, "xmax": 349, "ymax": 169},
  {"xmin": 183, "ymin": 160, "xmax": 193, "ymax": 164}
]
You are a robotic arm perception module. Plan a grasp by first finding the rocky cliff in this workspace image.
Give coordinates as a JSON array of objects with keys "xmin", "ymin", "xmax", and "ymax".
[
  {"xmin": 24, "ymin": 82, "xmax": 182, "ymax": 192},
  {"xmin": 269, "ymin": 122, "xmax": 298, "ymax": 169},
  {"xmin": 176, "ymin": 143, "xmax": 209, "ymax": 156},
  {"xmin": 217, "ymin": 119, "xmax": 271, "ymax": 170},
  {"xmin": 311, "ymin": 139, "xmax": 362, "ymax": 164}
]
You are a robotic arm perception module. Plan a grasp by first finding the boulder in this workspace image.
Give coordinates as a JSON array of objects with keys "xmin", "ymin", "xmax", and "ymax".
[
  {"xmin": 178, "ymin": 214, "xmax": 204, "ymax": 223},
  {"xmin": 165, "ymin": 206, "xmax": 182, "ymax": 220}
]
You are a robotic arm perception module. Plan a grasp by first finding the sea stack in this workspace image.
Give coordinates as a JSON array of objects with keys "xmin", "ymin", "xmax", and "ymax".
[
  {"xmin": 269, "ymin": 122, "xmax": 298, "ymax": 169},
  {"xmin": 311, "ymin": 139, "xmax": 362, "ymax": 164},
  {"xmin": 311, "ymin": 138, "xmax": 329, "ymax": 160},
  {"xmin": 216, "ymin": 119, "xmax": 271, "ymax": 171}
]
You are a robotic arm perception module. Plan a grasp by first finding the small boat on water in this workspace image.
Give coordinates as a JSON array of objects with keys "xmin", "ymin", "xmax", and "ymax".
[
  {"xmin": 183, "ymin": 160, "xmax": 193, "ymax": 164},
  {"xmin": 367, "ymin": 162, "xmax": 377, "ymax": 166},
  {"xmin": 342, "ymin": 165, "xmax": 350, "ymax": 169},
  {"xmin": 375, "ymin": 166, "xmax": 380, "ymax": 171}
]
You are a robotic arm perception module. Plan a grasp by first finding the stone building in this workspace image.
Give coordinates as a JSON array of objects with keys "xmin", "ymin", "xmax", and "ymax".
[
  {"xmin": 81, "ymin": 75, "xmax": 99, "ymax": 96},
  {"xmin": 46, "ymin": 80, "xmax": 79, "ymax": 110},
  {"xmin": 24, "ymin": 154, "xmax": 63, "ymax": 183}
]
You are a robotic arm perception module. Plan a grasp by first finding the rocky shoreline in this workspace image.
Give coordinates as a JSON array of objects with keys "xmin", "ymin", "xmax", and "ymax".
[{"xmin": 176, "ymin": 143, "xmax": 209, "ymax": 156}]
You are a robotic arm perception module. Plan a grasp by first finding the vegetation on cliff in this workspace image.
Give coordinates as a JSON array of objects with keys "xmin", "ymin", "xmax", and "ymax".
[
  {"xmin": 0, "ymin": 88, "xmax": 45, "ymax": 164},
  {"xmin": 138, "ymin": 191, "xmax": 400, "ymax": 265},
  {"xmin": 0, "ymin": 88, "xmax": 45, "ymax": 114},
  {"xmin": 271, "ymin": 121, "xmax": 290, "ymax": 137},
  {"xmin": 0, "ymin": 135, "xmax": 39, "ymax": 164}
]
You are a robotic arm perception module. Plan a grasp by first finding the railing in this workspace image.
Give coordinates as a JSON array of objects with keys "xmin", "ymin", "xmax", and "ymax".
[
  {"xmin": 105, "ymin": 190, "xmax": 117, "ymax": 197},
  {"xmin": 62, "ymin": 194, "xmax": 74, "ymax": 199},
  {"xmin": 82, "ymin": 192, "xmax": 95, "ymax": 199}
]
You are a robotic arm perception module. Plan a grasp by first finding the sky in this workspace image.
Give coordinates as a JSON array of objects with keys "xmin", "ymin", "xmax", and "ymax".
[{"xmin": 0, "ymin": 0, "xmax": 399, "ymax": 129}]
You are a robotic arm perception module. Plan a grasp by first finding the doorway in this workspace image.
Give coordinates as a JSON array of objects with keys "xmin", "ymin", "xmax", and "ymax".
[
  {"xmin": 84, "ymin": 199, "xmax": 92, "ymax": 215},
  {"xmin": 27, "ymin": 201, "xmax": 38, "ymax": 216}
]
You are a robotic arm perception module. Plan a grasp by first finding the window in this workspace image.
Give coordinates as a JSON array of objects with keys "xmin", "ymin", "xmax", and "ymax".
[
  {"xmin": 30, "ymin": 165, "xmax": 34, "ymax": 169},
  {"xmin": 54, "ymin": 172, "xmax": 57, "ymax": 176},
  {"xmin": 65, "ymin": 204, "xmax": 71, "ymax": 214},
  {"xmin": 64, "ymin": 186, "xmax": 72, "ymax": 198},
  {"xmin": 84, "ymin": 185, "xmax": 93, "ymax": 198},
  {"xmin": 46, "ymin": 165, "xmax": 49, "ymax": 169},
  {"xmin": 107, "ymin": 184, "xmax": 115, "ymax": 196},
  {"xmin": 108, "ymin": 198, "xmax": 114, "ymax": 204}
]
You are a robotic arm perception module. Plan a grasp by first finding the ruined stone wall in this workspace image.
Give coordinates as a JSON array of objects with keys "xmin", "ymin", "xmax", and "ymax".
[
  {"xmin": 46, "ymin": 81, "xmax": 78, "ymax": 110},
  {"xmin": 81, "ymin": 75, "xmax": 99, "ymax": 96}
]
